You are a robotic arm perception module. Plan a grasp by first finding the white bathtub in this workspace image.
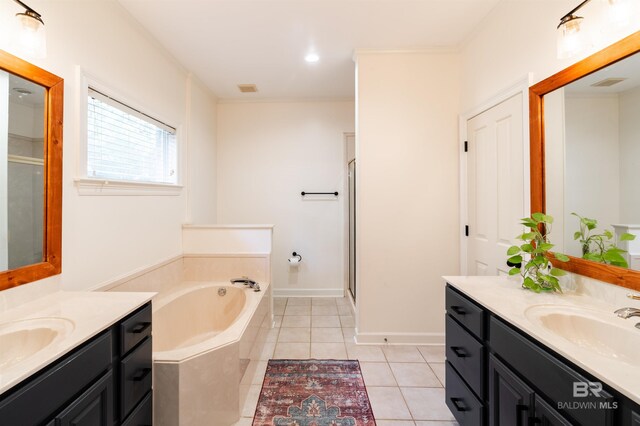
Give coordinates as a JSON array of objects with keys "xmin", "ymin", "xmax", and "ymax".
[{"xmin": 152, "ymin": 281, "xmax": 271, "ymax": 426}]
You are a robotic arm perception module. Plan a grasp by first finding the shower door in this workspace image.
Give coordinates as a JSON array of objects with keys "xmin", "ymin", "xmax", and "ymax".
[{"xmin": 348, "ymin": 160, "xmax": 356, "ymax": 300}]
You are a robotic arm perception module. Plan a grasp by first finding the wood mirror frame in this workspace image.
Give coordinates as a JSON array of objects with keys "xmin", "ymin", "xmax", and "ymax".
[
  {"xmin": 530, "ymin": 31, "xmax": 640, "ymax": 292},
  {"xmin": 0, "ymin": 50, "xmax": 63, "ymax": 290}
]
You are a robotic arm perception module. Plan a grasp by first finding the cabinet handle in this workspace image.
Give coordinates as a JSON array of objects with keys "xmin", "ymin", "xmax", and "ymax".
[
  {"xmin": 130, "ymin": 322, "xmax": 151, "ymax": 334},
  {"xmin": 451, "ymin": 346, "xmax": 467, "ymax": 358},
  {"xmin": 450, "ymin": 397, "xmax": 467, "ymax": 412},
  {"xmin": 132, "ymin": 368, "xmax": 152, "ymax": 382},
  {"xmin": 516, "ymin": 404, "xmax": 529, "ymax": 426},
  {"xmin": 451, "ymin": 306, "xmax": 466, "ymax": 315}
]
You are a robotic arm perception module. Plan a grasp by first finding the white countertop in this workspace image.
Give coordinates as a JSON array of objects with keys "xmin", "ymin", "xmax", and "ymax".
[
  {"xmin": 0, "ymin": 291, "xmax": 155, "ymax": 395},
  {"xmin": 443, "ymin": 275, "xmax": 640, "ymax": 405}
]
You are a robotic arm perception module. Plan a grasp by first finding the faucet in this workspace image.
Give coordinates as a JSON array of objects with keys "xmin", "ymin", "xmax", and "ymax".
[
  {"xmin": 230, "ymin": 276, "xmax": 261, "ymax": 292},
  {"xmin": 614, "ymin": 307, "xmax": 640, "ymax": 319}
]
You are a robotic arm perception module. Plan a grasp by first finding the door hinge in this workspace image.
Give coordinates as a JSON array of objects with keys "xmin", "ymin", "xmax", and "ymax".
[
  {"xmin": 464, "ymin": 141, "xmax": 468, "ymax": 152},
  {"xmin": 465, "ymin": 225, "xmax": 469, "ymax": 237}
]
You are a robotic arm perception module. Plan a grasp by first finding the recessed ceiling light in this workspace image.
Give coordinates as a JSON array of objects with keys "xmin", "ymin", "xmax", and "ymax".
[{"xmin": 305, "ymin": 53, "xmax": 319, "ymax": 63}]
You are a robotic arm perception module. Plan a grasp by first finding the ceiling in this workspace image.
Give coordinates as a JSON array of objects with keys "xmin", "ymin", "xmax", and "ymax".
[
  {"xmin": 118, "ymin": 0, "xmax": 501, "ymax": 100},
  {"xmin": 565, "ymin": 52, "xmax": 640, "ymax": 95}
]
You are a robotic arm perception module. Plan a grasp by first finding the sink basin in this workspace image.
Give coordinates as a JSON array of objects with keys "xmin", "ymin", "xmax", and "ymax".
[
  {"xmin": 0, "ymin": 318, "xmax": 75, "ymax": 370},
  {"xmin": 525, "ymin": 305, "xmax": 640, "ymax": 364}
]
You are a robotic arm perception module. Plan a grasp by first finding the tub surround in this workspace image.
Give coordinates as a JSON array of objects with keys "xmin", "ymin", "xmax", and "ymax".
[
  {"xmin": 153, "ymin": 281, "xmax": 272, "ymax": 426},
  {"xmin": 444, "ymin": 275, "xmax": 640, "ymax": 405},
  {"xmin": 0, "ymin": 291, "xmax": 154, "ymax": 395}
]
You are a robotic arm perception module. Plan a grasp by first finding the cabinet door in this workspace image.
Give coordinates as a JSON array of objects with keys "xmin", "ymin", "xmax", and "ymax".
[
  {"xmin": 489, "ymin": 354, "xmax": 534, "ymax": 426},
  {"xmin": 54, "ymin": 371, "xmax": 113, "ymax": 426},
  {"xmin": 533, "ymin": 397, "xmax": 572, "ymax": 426}
]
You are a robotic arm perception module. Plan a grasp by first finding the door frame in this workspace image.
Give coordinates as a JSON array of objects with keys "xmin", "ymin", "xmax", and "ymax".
[{"xmin": 459, "ymin": 75, "xmax": 532, "ymax": 275}]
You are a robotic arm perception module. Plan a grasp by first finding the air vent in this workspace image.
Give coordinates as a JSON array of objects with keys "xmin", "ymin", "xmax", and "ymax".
[
  {"xmin": 238, "ymin": 84, "xmax": 258, "ymax": 93},
  {"xmin": 591, "ymin": 78, "xmax": 627, "ymax": 87}
]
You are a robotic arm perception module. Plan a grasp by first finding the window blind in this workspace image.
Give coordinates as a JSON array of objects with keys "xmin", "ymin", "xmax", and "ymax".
[{"xmin": 87, "ymin": 88, "xmax": 177, "ymax": 184}]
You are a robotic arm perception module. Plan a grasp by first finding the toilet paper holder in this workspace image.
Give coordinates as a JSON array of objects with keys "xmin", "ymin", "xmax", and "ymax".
[{"xmin": 291, "ymin": 252, "xmax": 302, "ymax": 262}]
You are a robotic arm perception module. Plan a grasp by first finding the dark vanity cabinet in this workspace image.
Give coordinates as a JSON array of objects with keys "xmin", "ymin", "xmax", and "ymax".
[
  {"xmin": 444, "ymin": 284, "xmax": 640, "ymax": 426},
  {"xmin": 0, "ymin": 303, "xmax": 152, "ymax": 426}
]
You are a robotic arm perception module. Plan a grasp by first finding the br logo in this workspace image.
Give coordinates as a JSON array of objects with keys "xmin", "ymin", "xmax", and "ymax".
[{"xmin": 573, "ymin": 381, "xmax": 604, "ymax": 397}]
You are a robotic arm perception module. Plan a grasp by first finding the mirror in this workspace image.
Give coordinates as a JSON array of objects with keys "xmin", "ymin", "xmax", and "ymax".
[
  {"xmin": 0, "ymin": 49, "xmax": 63, "ymax": 290},
  {"xmin": 530, "ymin": 31, "xmax": 640, "ymax": 291}
]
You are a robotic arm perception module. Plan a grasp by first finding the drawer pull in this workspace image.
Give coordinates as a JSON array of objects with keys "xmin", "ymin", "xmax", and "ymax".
[
  {"xmin": 130, "ymin": 322, "xmax": 151, "ymax": 334},
  {"xmin": 451, "ymin": 346, "xmax": 467, "ymax": 358},
  {"xmin": 516, "ymin": 403, "xmax": 529, "ymax": 426},
  {"xmin": 450, "ymin": 397, "xmax": 467, "ymax": 412},
  {"xmin": 451, "ymin": 306, "xmax": 466, "ymax": 315},
  {"xmin": 132, "ymin": 368, "xmax": 152, "ymax": 382}
]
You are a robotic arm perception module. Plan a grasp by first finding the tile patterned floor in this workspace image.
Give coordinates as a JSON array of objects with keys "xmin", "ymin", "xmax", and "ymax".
[{"xmin": 236, "ymin": 297, "xmax": 458, "ymax": 426}]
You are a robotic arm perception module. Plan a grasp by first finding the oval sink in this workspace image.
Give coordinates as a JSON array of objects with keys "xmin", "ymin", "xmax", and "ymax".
[
  {"xmin": 525, "ymin": 305, "xmax": 640, "ymax": 364},
  {"xmin": 0, "ymin": 318, "xmax": 75, "ymax": 370}
]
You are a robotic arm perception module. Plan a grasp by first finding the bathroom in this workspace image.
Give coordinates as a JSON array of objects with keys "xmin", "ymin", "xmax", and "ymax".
[{"xmin": 0, "ymin": 0, "xmax": 639, "ymax": 425}]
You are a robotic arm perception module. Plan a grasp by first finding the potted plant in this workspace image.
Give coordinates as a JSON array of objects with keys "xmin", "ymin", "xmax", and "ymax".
[
  {"xmin": 507, "ymin": 213, "xmax": 569, "ymax": 293},
  {"xmin": 572, "ymin": 213, "xmax": 635, "ymax": 268}
]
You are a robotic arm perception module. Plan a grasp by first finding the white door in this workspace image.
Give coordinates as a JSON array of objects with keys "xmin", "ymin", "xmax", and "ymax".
[{"xmin": 466, "ymin": 93, "xmax": 525, "ymax": 276}]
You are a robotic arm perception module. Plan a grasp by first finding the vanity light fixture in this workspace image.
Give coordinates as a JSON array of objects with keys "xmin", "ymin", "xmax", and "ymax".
[
  {"xmin": 605, "ymin": 0, "xmax": 635, "ymax": 28},
  {"xmin": 11, "ymin": 0, "xmax": 46, "ymax": 58},
  {"xmin": 557, "ymin": 0, "xmax": 592, "ymax": 59}
]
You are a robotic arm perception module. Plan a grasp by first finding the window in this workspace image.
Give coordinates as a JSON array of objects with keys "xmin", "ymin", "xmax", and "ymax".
[{"xmin": 86, "ymin": 88, "xmax": 177, "ymax": 185}]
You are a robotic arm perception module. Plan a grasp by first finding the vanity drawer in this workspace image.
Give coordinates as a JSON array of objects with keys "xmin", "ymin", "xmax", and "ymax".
[
  {"xmin": 120, "ymin": 304, "xmax": 152, "ymax": 355},
  {"xmin": 122, "ymin": 392, "xmax": 152, "ymax": 426},
  {"xmin": 446, "ymin": 314, "xmax": 484, "ymax": 398},
  {"xmin": 490, "ymin": 316, "xmax": 615, "ymax": 426},
  {"xmin": 445, "ymin": 361, "xmax": 484, "ymax": 426},
  {"xmin": 446, "ymin": 285, "xmax": 485, "ymax": 340},
  {"xmin": 120, "ymin": 337, "xmax": 153, "ymax": 420}
]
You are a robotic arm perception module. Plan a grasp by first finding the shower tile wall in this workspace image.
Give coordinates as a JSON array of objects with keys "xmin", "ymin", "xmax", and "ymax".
[{"xmin": 7, "ymin": 134, "xmax": 44, "ymax": 269}]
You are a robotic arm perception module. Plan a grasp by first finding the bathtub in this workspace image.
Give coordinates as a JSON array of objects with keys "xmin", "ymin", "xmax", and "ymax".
[{"xmin": 152, "ymin": 281, "xmax": 272, "ymax": 426}]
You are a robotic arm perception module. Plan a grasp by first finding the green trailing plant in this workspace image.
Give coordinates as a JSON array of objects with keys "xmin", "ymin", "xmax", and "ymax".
[
  {"xmin": 507, "ymin": 213, "xmax": 569, "ymax": 293},
  {"xmin": 572, "ymin": 213, "xmax": 636, "ymax": 268}
]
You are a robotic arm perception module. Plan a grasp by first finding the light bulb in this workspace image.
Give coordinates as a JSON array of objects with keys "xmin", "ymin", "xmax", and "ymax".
[
  {"xmin": 14, "ymin": 12, "xmax": 46, "ymax": 59},
  {"xmin": 305, "ymin": 53, "xmax": 319, "ymax": 63},
  {"xmin": 557, "ymin": 16, "xmax": 589, "ymax": 59}
]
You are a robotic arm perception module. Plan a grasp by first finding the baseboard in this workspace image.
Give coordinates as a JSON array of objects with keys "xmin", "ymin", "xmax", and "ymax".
[
  {"xmin": 273, "ymin": 288, "xmax": 345, "ymax": 298},
  {"xmin": 354, "ymin": 330, "xmax": 445, "ymax": 345}
]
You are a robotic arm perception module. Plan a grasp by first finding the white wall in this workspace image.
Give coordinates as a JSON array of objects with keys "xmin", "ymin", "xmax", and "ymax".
[
  {"xmin": 355, "ymin": 51, "xmax": 461, "ymax": 344},
  {"xmin": 186, "ymin": 75, "xmax": 218, "ymax": 224},
  {"xmin": 619, "ymin": 86, "xmax": 640, "ymax": 223},
  {"xmin": 460, "ymin": 0, "xmax": 624, "ymax": 112},
  {"xmin": 0, "ymin": 0, "xmax": 217, "ymax": 292},
  {"xmin": 216, "ymin": 101, "xmax": 354, "ymax": 296}
]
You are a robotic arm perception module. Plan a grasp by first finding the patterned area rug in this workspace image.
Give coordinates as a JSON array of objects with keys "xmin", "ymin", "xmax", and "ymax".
[{"xmin": 253, "ymin": 359, "xmax": 376, "ymax": 426}]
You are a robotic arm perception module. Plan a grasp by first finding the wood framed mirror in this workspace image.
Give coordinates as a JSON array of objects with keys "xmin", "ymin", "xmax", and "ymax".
[
  {"xmin": 0, "ymin": 50, "xmax": 63, "ymax": 290},
  {"xmin": 530, "ymin": 31, "xmax": 640, "ymax": 292}
]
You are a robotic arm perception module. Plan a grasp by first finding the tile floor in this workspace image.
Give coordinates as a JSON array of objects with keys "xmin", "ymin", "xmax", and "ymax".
[{"xmin": 236, "ymin": 297, "xmax": 458, "ymax": 426}]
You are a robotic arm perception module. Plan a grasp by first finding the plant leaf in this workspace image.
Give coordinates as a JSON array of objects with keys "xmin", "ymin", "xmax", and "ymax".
[
  {"xmin": 537, "ymin": 243, "xmax": 554, "ymax": 252},
  {"xmin": 573, "ymin": 231, "xmax": 582, "ymax": 241},
  {"xmin": 507, "ymin": 246, "xmax": 521, "ymax": 255},
  {"xmin": 508, "ymin": 255, "xmax": 523, "ymax": 264},
  {"xmin": 520, "ymin": 218, "xmax": 538, "ymax": 228},
  {"xmin": 532, "ymin": 212, "xmax": 546, "ymax": 222},
  {"xmin": 521, "ymin": 243, "xmax": 533, "ymax": 253},
  {"xmin": 603, "ymin": 249, "xmax": 628, "ymax": 266},
  {"xmin": 554, "ymin": 253, "xmax": 570, "ymax": 262},
  {"xmin": 620, "ymin": 233, "xmax": 636, "ymax": 241},
  {"xmin": 550, "ymin": 268, "xmax": 566, "ymax": 277},
  {"xmin": 520, "ymin": 232, "xmax": 537, "ymax": 241},
  {"xmin": 523, "ymin": 277, "xmax": 541, "ymax": 292},
  {"xmin": 508, "ymin": 267, "xmax": 520, "ymax": 276}
]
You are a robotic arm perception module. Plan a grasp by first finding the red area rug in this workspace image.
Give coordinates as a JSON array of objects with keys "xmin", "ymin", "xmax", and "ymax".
[{"xmin": 252, "ymin": 359, "xmax": 376, "ymax": 426}]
